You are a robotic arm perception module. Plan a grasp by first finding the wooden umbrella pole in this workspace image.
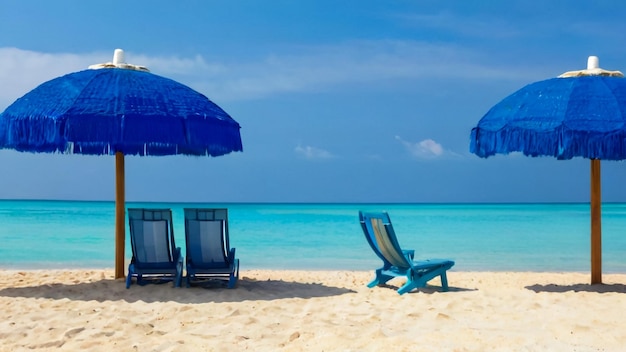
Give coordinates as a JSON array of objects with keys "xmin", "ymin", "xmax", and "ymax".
[
  {"xmin": 590, "ymin": 159, "xmax": 602, "ymax": 284},
  {"xmin": 115, "ymin": 152, "xmax": 126, "ymax": 279}
]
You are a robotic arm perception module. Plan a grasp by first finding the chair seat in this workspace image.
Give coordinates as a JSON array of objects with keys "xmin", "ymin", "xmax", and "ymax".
[
  {"xmin": 411, "ymin": 259, "xmax": 455, "ymax": 269},
  {"xmin": 188, "ymin": 264, "xmax": 236, "ymax": 273}
]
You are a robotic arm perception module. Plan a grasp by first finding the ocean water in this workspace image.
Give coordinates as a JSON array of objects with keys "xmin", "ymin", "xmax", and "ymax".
[{"xmin": 0, "ymin": 200, "xmax": 625, "ymax": 273}]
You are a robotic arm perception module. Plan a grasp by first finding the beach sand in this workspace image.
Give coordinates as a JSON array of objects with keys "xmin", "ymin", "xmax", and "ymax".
[{"xmin": 0, "ymin": 270, "xmax": 624, "ymax": 351}]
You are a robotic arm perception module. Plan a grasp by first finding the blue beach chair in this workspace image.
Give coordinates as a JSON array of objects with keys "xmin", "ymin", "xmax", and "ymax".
[
  {"xmin": 184, "ymin": 208, "xmax": 239, "ymax": 288},
  {"xmin": 359, "ymin": 211, "xmax": 454, "ymax": 294},
  {"xmin": 126, "ymin": 208, "xmax": 183, "ymax": 288}
]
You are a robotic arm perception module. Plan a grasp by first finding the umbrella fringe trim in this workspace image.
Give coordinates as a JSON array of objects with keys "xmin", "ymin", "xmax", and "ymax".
[{"xmin": 470, "ymin": 127, "xmax": 626, "ymax": 160}]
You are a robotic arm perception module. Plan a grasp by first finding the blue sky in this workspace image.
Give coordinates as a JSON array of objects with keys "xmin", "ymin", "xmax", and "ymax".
[{"xmin": 2, "ymin": 0, "xmax": 626, "ymax": 203}]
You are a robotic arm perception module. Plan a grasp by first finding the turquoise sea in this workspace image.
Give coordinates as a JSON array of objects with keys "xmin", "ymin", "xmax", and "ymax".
[{"xmin": 0, "ymin": 200, "xmax": 625, "ymax": 273}]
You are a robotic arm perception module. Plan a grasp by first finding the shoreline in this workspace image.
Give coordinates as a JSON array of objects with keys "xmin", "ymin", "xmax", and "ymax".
[{"xmin": 0, "ymin": 269, "xmax": 624, "ymax": 351}]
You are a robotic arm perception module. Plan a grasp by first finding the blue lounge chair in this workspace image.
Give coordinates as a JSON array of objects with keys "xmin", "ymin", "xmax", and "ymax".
[
  {"xmin": 184, "ymin": 208, "xmax": 239, "ymax": 288},
  {"xmin": 126, "ymin": 208, "xmax": 183, "ymax": 288},
  {"xmin": 359, "ymin": 211, "xmax": 454, "ymax": 294}
]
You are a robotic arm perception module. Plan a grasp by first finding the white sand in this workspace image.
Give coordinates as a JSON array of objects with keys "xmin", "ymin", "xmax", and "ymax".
[{"xmin": 0, "ymin": 270, "xmax": 624, "ymax": 351}]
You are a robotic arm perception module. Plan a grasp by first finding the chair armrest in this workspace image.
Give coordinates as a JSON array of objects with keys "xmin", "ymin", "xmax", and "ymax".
[
  {"xmin": 402, "ymin": 249, "xmax": 415, "ymax": 260},
  {"xmin": 228, "ymin": 248, "xmax": 236, "ymax": 262}
]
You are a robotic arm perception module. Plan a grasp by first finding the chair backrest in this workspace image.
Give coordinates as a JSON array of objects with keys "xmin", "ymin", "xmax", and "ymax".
[
  {"xmin": 184, "ymin": 208, "xmax": 230, "ymax": 267},
  {"xmin": 359, "ymin": 211, "xmax": 410, "ymax": 269},
  {"xmin": 128, "ymin": 208, "xmax": 176, "ymax": 265}
]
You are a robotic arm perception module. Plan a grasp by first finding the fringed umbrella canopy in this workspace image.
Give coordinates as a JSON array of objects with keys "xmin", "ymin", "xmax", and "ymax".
[
  {"xmin": 0, "ymin": 49, "xmax": 243, "ymax": 279},
  {"xmin": 470, "ymin": 56, "xmax": 625, "ymax": 284},
  {"xmin": 0, "ymin": 63, "xmax": 242, "ymax": 156},
  {"xmin": 470, "ymin": 77, "xmax": 626, "ymax": 160}
]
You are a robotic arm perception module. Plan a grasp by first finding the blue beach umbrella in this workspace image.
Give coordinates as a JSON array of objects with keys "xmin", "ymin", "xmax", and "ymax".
[
  {"xmin": 0, "ymin": 49, "xmax": 243, "ymax": 279},
  {"xmin": 470, "ymin": 56, "xmax": 626, "ymax": 284}
]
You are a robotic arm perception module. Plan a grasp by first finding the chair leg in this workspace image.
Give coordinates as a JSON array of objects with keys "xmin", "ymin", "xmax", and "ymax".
[
  {"xmin": 366, "ymin": 277, "xmax": 380, "ymax": 288},
  {"xmin": 397, "ymin": 279, "xmax": 418, "ymax": 295},
  {"xmin": 440, "ymin": 273, "xmax": 449, "ymax": 292},
  {"xmin": 409, "ymin": 267, "xmax": 451, "ymax": 293},
  {"xmin": 367, "ymin": 268, "xmax": 394, "ymax": 288},
  {"xmin": 126, "ymin": 264, "xmax": 134, "ymax": 289},
  {"xmin": 174, "ymin": 264, "xmax": 183, "ymax": 288},
  {"xmin": 227, "ymin": 260, "xmax": 240, "ymax": 289}
]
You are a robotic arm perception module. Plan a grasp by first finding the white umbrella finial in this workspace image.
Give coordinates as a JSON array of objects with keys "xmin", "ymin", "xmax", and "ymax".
[
  {"xmin": 559, "ymin": 55, "xmax": 623, "ymax": 78},
  {"xmin": 113, "ymin": 49, "xmax": 125, "ymax": 65},
  {"xmin": 88, "ymin": 49, "xmax": 149, "ymax": 72},
  {"xmin": 587, "ymin": 56, "xmax": 599, "ymax": 70}
]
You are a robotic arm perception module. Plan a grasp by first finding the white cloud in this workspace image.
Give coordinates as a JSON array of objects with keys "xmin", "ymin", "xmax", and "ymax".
[
  {"xmin": 186, "ymin": 40, "xmax": 540, "ymax": 101},
  {"xmin": 294, "ymin": 144, "xmax": 334, "ymax": 159},
  {"xmin": 0, "ymin": 41, "xmax": 541, "ymax": 109},
  {"xmin": 395, "ymin": 136, "xmax": 445, "ymax": 159},
  {"xmin": 0, "ymin": 48, "xmax": 105, "ymax": 108}
]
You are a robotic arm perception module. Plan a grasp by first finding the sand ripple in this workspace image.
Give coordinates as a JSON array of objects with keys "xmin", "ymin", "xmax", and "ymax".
[{"xmin": 0, "ymin": 270, "xmax": 624, "ymax": 351}]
